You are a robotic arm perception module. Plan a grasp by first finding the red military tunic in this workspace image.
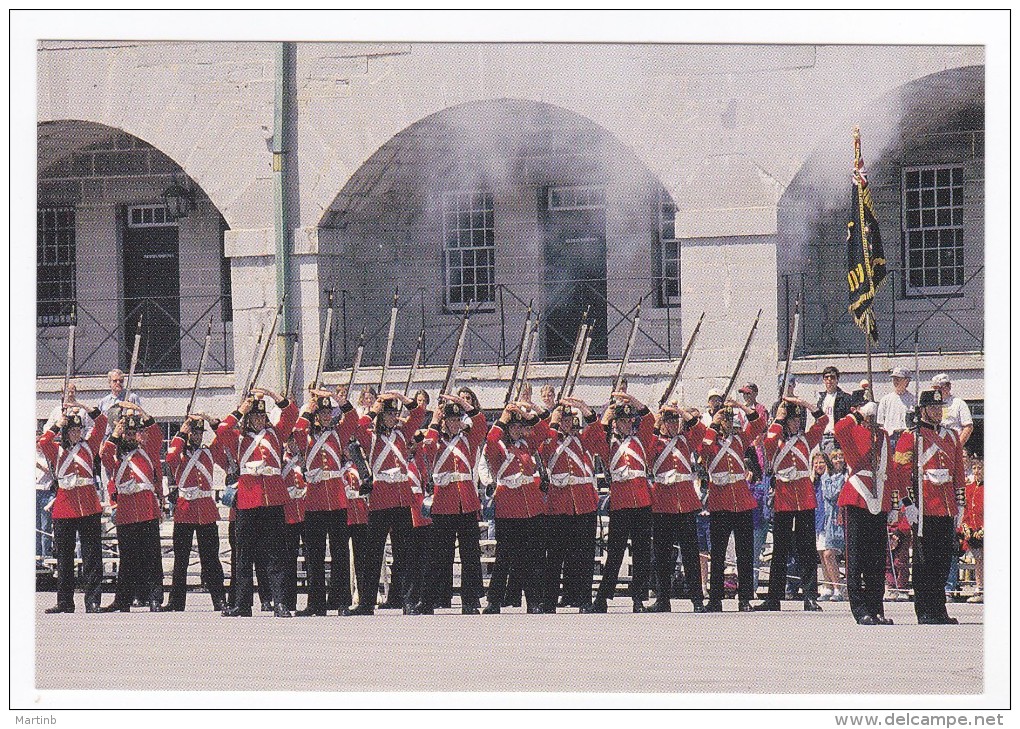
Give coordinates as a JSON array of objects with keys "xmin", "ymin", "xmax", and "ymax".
[
  {"xmin": 891, "ymin": 424, "xmax": 966, "ymax": 518},
  {"xmin": 587, "ymin": 411, "xmax": 656, "ymax": 511},
  {"xmin": 281, "ymin": 451, "xmax": 306, "ymax": 526},
  {"xmin": 293, "ymin": 405, "xmax": 360, "ymax": 513},
  {"xmin": 407, "ymin": 457, "xmax": 431, "ymax": 528},
  {"xmin": 420, "ymin": 410, "xmax": 487, "ymax": 515},
  {"xmin": 963, "ymin": 476, "xmax": 983, "ymax": 535},
  {"xmin": 343, "ymin": 465, "xmax": 369, "ymax": 526},
  {"xmin": 352, "ymin": 405, "xmax": 427, "ymax": 512},
  {"xmin": 214, "ymin": 400, "xmax": 298, "ymax": 510},
  {"xmin": 166, "ymin": 435, "xmax": 222, "ymax": 525},
  {"xmin": 648, "ymin": 417, "xmax": 707, "ymax": 515},
  {"xmin": 484, "ymin": 421, "xmax": 545, "ymax": 519},
  {"xmin": 834, "ymin": 414, "xmax": 895, "ymax": 513},
  {"xmin": 762, "ymin": 413, "xmax": 828, "ymax": 512},
  {"xmin": 102, "ymin": 422, "xmax": 164, "ymax": 525},
  {"xmin": 37, "ymin": 411, "xmax": 108, "ymax": 520},
  {"xmin": 699, "ymin": 413, "xmax": 767, "ymax": 512},
  {"xmin": 537, "ymin": 420, "xmax": 601, "ymax": 517}
]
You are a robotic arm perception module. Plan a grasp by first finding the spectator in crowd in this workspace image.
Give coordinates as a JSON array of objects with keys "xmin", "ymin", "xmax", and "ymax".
[
  {"xmin": 816, "ymin": 366, "xmax": 852, "ymax": 453},
  {"xmin": 354, "ymin": 387, "xmax": 378, "ymax": 418},
  {"xmin": 739, "ymin": 383, "xmax": 769, "ymax": 423},
  {"xmin": 815, "ymin": 449, "xmax": 846, "ymax": 601},
  {"xmin": 876, "ymin": 367, "xmax": 915, "ymax": 441},
  {"xmin": 961, "ymin": 456, "xmax": 984, "ymax": 603},
  {"xmin": 97, "ymin": 369, "xmax": 143, "ymax": 415},
  {"xmin": 539, "ymin": 384, "xmax": 557, "ymax": 412},
  {"xmin": 931, "ymin": 373, "xmax": 974, "ymax": 447},
  {"xmin": 703, "ymin": 388, "xmax": 747, "ymax": 430}
]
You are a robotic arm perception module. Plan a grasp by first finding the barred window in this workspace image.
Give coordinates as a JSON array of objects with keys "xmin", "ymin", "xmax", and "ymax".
[
  {"xmin": 657, "ymin": 191, "xmax": 680, "ymax": 307},
  {"xmin": 548, "ymin": 185, "xmax": 605, "ymax": 211},
  {"xmin": 903, "ymin": 166, "xmax": 964, "ymax": 294},
  {"xmin": 443, "ymin": 191, "xmax": 495, "ymax": 309},
  {"xmin": 37, "ymin": 207, "xmax": 76, "ymax": 326}
]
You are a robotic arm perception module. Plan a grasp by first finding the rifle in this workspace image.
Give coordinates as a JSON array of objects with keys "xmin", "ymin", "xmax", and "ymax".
[
  {"xmin": 777, "ymin": 296, "xmax": 801, "ymax": 405},
  {"xmin": 378, "ymin": 288, "xmax": 399, "ymax": 392},
  {"xmin": 567, "ymin": 334, "xmax": 592, "ymax": 398},
  {"xmin": 658, "ymin": 310, "xmax": 705, "ymax": 408},
  {"xmin": 614, "ymin": 297, "xmax": 642, "ymax": 392},
  {"xmin": 285, "ymin": 338, "xmax": 301, "ymax": 401},
  {"xmin": 124, "ymin": 314, "xmax": 143, "ymax": 403},
  {"xmin": 913, "ymin": 329, "xmax": 924, "ymax": 537},
  {"xmin": 249, "ymin": 297, "xmax": 285, "ymax": 393},
  {"xmin": 558, "ymin": 306, "xmax": 590, "ymax": 400},
  {"xmin": 241, "ymin": 322, "xmax": 265, "ymax": 399},
  {"xmin": 62, "ymin": 310, "xmax": 76, "ymax": 404},
  {"xmin": 313, "ymin": 290, "xmax": 334, "ymax": 389},
  {"xmin": 721, "ymin": 308, "xmax": 762, "ymax": 401},
  {"xmin": 515, "ymin": 319, "xmax": 540, "ymax": 400},
  {"xmin": 504, "ymin": 300, "xmax": 533, "ymax": 406},
  {"xmin": 403, "ymin": 328, "xmax": 424, "ymax": 397},
  {"xmin": 185, "ymin": 316, "xmax": 213, "ymax": 417},
  {"xmin": 347, "ymin": 328, "xmax": 366, "ymax": 391},
  {"xmin": 441, "ymin": 305, "xmax": 472, "ymax": 397}
]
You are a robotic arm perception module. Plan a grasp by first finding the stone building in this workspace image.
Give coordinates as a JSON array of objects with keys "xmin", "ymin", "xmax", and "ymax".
[{"xmin": 35, "ymin": 41, "xmax": 986, "ymax": 451}]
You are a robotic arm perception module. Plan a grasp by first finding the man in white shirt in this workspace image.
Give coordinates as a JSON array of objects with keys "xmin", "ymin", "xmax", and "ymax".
[
  {"xmin": 931, "ymin": 373, "xmax": 974, "ymax": 446},
  {"xmin": 876, "ymin": 367, "xmax": 916, "ymax": 440}
]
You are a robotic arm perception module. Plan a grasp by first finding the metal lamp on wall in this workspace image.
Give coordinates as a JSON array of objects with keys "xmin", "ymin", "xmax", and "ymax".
[{"xmin": 161, "ymin": 173, "xmax": 195, "ymax": 221}]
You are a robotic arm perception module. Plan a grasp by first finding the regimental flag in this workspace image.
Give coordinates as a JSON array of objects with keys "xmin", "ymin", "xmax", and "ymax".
[{"xmin": 846, "ymin": 127, "xmax": 887, "ymax": 343}]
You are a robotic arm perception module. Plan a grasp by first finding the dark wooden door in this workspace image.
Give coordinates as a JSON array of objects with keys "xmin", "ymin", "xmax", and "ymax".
[{"xmin": 123, "ymin": 217, "xmax": 181, "ymax": 373}]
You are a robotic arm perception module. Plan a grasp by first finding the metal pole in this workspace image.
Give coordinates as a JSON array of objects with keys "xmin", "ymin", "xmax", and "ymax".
[{"xmin": 498, "ymin": 285, "xmax": 506, "ymax": 366}]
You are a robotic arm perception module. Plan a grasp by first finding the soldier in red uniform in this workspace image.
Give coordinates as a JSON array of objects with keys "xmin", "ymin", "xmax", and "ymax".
[
  {"xmin": 164, "ymin": 413, "xmax": 227, "ymax": 611},
  {"xmin": 280, "ymin": 431, "xmax": 306, "ymax": 613},
  {"xmin": 483, "ymin": 401, "xmax": 548, "ymax": 614},
  {"xmin": 292, "ymin": 389, "xmax": 359, "ymax": 616},
  {"xmin": 581, "ymin": 392, "xmax": 657, "ymax": 614},
  {"xmin": 100, "ymin": 404, "xmax": 165, "ymax": 612},
  {"xmin": 215, "ymin": 388, "xmax": 298, "ymax": 617},
  {"xmin": 417, "ymin": 394, "xmax": 488, "ymax": 614},
  {"xmin": 37, "ymin": 397, "xmax": 108, "ymax": 613},
  {"xmin": 346, "ymin": 391, "xmax": 426, "ymax": 615},
  {"xmin": 890, "ymin": 389, "xmax": 967, "ymax": 625},
  {"xmin": 834, "ymin": 389, "xmax": 896, "ymax": 625},
  {"xmin": 344, "ymin": 459, "xmax": 370, "ymax": 610},
  {"xmin": 754, "ymin": 396, "xmax": 827, "ymax": 612},
  {"xmin": 536, "ymin": 398, "xmax": 601, "ymax": 613},
  {"xmin": 699, "ymin": 398, "xmax": 767, "ymax": 612},
  {"xmin": 647, "ymin": 402, "xmax": 707, "ymax": 613}
]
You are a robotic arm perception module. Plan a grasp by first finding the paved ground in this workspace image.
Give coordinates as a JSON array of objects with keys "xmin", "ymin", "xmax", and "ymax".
[{"xmin": 34, "ymin": 594, "xmax": 982, "ymax": 694}]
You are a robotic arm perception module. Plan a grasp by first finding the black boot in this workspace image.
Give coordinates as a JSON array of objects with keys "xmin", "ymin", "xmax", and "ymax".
[
  {"xmin": 85, "ymin": 602, "xmax": 100, "ymax": 614},
  {"xmin": 148, "ymin": 600, "xmax": 163, "ymax": 613},
  {"xmin": 342, "ymin": 603, "xmax": 374, "ymax": 616},
  {"xmin": 649, "ymin": 598, "xmax": 671, "ymax": 613},
  {"xmin": 753, "ymin": 600, "xmax": 782, "ymax": 612},
  {"xmin": 296, "ymin": 607, "xmax": 326, "ymax": 617},
  {"xmin": 212, "ymin": 596, "xmax": 226, "ymax": 612},
  {"xmin": 580, "ymin": 597, "xmax": 608, "ymax": 614},
  {"xmin": 260, "ymin": 600, "xmax": 273, "ymax": 612},
  {"xmin": 691, "ymin": 599, "xmax": 706, "ymax": 613},
  {"xmin": 274, "ymin": 604, "xmax": 293, "ymax": 618},
  {"xmin": 703, "ymin": 599, "xmax": 723, "ymax": 613},
  {"xmin": 738, "ymin": 599, "xmax": 753, "ymax": 612},
  {"xmin": 222, "ymin": 606, "xmax": 253, "ymax": 617},
  {"xmin": 633, "ymin": 600, "xmax": 650, "ymax": 613},
  {"xmin": 163, "ymin": 599, "xmax": 186, "ymax": 612},
  {"xmin": 803, "ymin": 598, "xmax": 822, "ymax": 612},
  {"xmin": 45, "ymin": 604, "xmax": 74, "ymax": 614},
  {"xmin": 100, "ymin": 602, "xmax": 130, "ymax": 613}
]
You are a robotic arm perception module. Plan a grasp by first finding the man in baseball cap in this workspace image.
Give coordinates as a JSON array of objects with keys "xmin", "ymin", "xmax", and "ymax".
[
  {"xmin": 930, "ymin": 373, "xmax": 973, "ymax": 446},
  {"xmin": 876, "ymin": 367, "xmax": 916, "ymax": 440}
]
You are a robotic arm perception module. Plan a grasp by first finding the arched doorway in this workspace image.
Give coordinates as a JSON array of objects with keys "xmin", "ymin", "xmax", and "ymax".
[
  {"xmin": 316, "ymin": 99, "xmax": 680, "ymax": 371},
  {"xmin": 37, "ymin": 120, "xmax": 234, "ymax": 376}
]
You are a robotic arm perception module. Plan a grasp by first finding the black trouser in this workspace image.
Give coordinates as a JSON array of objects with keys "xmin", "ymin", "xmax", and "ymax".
[
  {"xmin": 303, "ymin": 509, "xmax": 351, "ymax": 611},
  {"xmin": 406, "ymin": 524, "xmax": 431, "ymax": 607},
  {"xmin": 348, "ymin": 523, "xmax": 369, "ymax": 605},
  {"xmin": 232, "ymin": 505, "xmax": 286, "ymax": 610},
  {"xmin": 169, "ymin": 522, "xmax": 225, "ymax": 608},
  {"xmin": 227, "ymin": 520, "xmax": 272, "ymax": 607},
  {"xmin": 114, "ymin": 519, "xmax": 163, "ymax": 607},
  {"xmin": 653, "ymin": 511, "xmax": 704, "ymax": 604},
  {"xmin": 282, "ymin": 522, "xmax": 303, "ymax": 611},
  {"xmin": 363, "ymin": 506, "xmax": 413, "ymax": 609},
  {"xmin": 595, "ymin": 506, "xmax": 652, "ymax": 604},
  {"xmin": 844, "ymin": 506, "xmax": 887, "ymax": 622},
  {"xmin": 53, "ymin": 513, "xmax": 103, "ymax": 608},
  {"xmin": 912, "ymin": 515, "xmax": 955, "ymax": 622},
  {"xmin": 709, "ymin": 510, "xmax": 754, "ymax": 602},
  {"xmin": 426, "ymin": 512, "xmax": 483, "ymax": 608},
  {"xmin": 487, "ymin": 515, "xmax": 545, "ymax": 609},
  {"xmin": 766, "ymin": 509, "xmax": 818, "ymax": 602},
  {"xmin": 544, "ymin": 512, "xmax": 597, "ymax": 608}
]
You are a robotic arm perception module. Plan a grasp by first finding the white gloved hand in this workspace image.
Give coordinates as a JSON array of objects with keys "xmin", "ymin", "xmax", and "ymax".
[
  {"xmin": 954, "ymin": 509, "xmax": 964, "ymax": 530},
  {"xmin": 859, "ymin": 402, "xmax": 878, "ymax": 419},
  {"xmin": 887, "ymin": 509, "xmax": 900, "ymax": 525},
  {"xmin": 903, "ymin": 504, "xmax": 919, "ymax": 526}
]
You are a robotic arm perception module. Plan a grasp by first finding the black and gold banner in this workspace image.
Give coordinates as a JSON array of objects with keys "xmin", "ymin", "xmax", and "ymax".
[{"xmin": 846, "ymin": 141, "xmax": 887, "ymax": 343}]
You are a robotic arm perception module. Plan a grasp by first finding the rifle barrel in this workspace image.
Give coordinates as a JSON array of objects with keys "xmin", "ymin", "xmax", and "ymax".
[
  {"xmin": 659, "ymin": 310, "xmax": 705, "ymax": 408},
  {"xmin": 614, "ymin": 298, "xmax": 642, "ymax": 392},
  {"xmin": 505, "ymin": 301, "xmax": 533, "ymax": 406},
  {"xmin": 722, "ymin": 308, "xmax": 763, "ymax": 401}
]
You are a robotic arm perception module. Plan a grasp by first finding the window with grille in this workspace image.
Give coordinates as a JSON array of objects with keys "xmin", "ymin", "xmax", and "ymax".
[
  {"xmin": 127, "ymin": 204, "xmax": 176, "ymax": 228},
  {"xmin": 547, "ymin": 185, "xmax": 605, "ymax": 211},
  {"xmin": 657, "ymin": 191, "xmax": 681, "ymax": 307},
  {"xmin": 37, "ymin": 207, "xmax": 77, "ymax": 326},
  {"xmin": 443, "ymin": 191, "xmax": 495, "ymax": 309},
  {"xmin": 903, "ymin": 166, "xmax": 964, "ymax": 294}
]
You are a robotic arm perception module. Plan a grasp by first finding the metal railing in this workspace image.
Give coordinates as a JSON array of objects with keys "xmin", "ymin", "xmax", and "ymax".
[
  {"xmin": 37, "ymin": 294, "xmax": 234, "ymax": 378},
  {"xmin": 780, "ymin": 265, "xmax": 984, "ymax": 358}
]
